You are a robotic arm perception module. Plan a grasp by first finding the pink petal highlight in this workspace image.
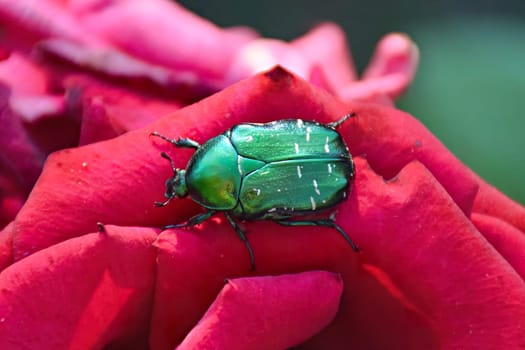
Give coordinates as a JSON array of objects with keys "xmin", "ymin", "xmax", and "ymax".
[
  {"xmin": 225, "ymin": 39, "xmax": 310, "ymax": 86},
  {"xmin": 292, "ymin": 22, "xmax": 357, "ymax": 90},
  {"xmin": 76, "ymin": 0, "xmax": 258, "ymax": 81},
  {"xmin": 0, "ymin": 0, "xmax": 105, "ymax": 47},
  {"xmin": 362, "ymin": 33, "xmax": 419, "ymax": 81},
  {"xmin": 340, "ymin": 33, "xmax": 419, "ymax": 102},
  {"xmin": 0, "ymin": 52, "xmax": 49, "ymax": 95}
]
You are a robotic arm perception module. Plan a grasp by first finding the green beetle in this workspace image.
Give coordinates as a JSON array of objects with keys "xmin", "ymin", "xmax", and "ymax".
[{"xmin": 151, "ymin": 113, "xmax": 359, "ymax": 269}]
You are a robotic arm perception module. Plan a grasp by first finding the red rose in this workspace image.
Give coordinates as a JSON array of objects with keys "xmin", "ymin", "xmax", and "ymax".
[{"xmin": 1, "ymin": 1, "xmax": 524, "ymax": 349}]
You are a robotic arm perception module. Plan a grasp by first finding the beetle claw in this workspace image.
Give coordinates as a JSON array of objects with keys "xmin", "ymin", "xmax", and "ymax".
[
  {"xmin": 96, "ymin": 222, "xmax": 107, "ymax": 234},
  {"xmin": 154, "ymin": 199, "xmax": 171, "ymax": 207}
]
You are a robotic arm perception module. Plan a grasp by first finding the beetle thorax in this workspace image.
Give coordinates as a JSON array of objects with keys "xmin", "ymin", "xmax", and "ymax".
[{"xmin": 185, "ymin": 135, "xmax": 242, "ymax": 210}]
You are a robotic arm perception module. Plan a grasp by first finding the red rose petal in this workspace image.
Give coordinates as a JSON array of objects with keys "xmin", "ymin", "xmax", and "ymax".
[
  {"xmin": 0, "ymin": 86, "xmax": 44, "ymax": 188},
  {"xmin": 0, "ymin": 225, "xmax": 157, "ymax": 349},
  {"xmin": 149, "ymin": 157, "xmax": 524, "ymax": 348},
  {"xmin": 471, "ymin": 213, "xmax": 525, "ymax": 280},
  {"xmin": 79, "ymin": 96, "xmax": 121, "ymax": 144},
  {"xmin": 0, "ymin": 52, "xmax": 49, "ymax": 95},
  {"xmin": 63, "ymin": 76, "xmax": 182, "ymax": 144},
  {"xmin": 291, "ymin": 22, "xmax": 357, "ymax": 91},
  {"xmin": 362, "ymin": 33, "xmax": 419, "ymax": 83},
  {"xmin": 177, "ymin": 271, "xmax": 343, "ymax": 350},
  {"xmin": 149, "ymin": 219, "xmax": 434, "ymax": 349},
  {"xmin": 473, "ymin": 176, "xmax": 525, "ymax": 233},
  {"xmin": 0, "ymin": 195, "xmax": 22, "ymax": 230},
  {"xmin": 9, "ymin": 94, "xmax": 66, "ymax": 123},
  {"xmin": 345, "ymin": 102, "xmax": 479, "ymax": 214},
  {"xmin": 340, "ymin": 33, "xmax": 419, "ymax": 103},
  {"xmin": 76, "ymin": 0, "xmax": 257, "ymax": 82},
  {"xmin": 321, "ymin": 158, "xmax": 525, "ymax": 349},
  {"xmin": 39, "ymin": 38, "xmax": 214, "ymax": 99},
  {"xmin": 149, "ymin": 226, "xmax": 257, "ymax": 349},
  {"xmin": 296, "ymin": 158, "xmax": 524, "ymax": 348},
  {"xmin": 225, "ymin": 38, "xmax": 311, "ymax": 86},
  {"xmin": 226, "ymin": 22, "xmax": 358, "ymax": 93},
  {"xmin": 0, "ymin": 0, "xmax": 104, "ymax": 48},
  {"xmin": 0, "ymin": 86, "xmax": 45, "ymax": 226}
]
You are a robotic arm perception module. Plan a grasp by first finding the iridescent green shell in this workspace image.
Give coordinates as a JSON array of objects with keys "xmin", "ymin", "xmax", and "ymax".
[{"xmin": 185, "ymin": 119, "xmax": 354, "ymax": 220}]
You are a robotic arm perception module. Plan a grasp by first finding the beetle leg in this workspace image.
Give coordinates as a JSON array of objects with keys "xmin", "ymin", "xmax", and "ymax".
[
  {"xmin": 275, "ymin": 219, "xmax": 360, "ymax": 252},
  {"xmin": 327, "ymin": 112, "xmax": 356, "ymax": 129},
  {"xmin": 162, "ymin": 210, "xmax": 216, "ymax": 230},
  {"xmin": 151, "ymin": 132, "xmax": 201, "ymax": 149},
  {"xmin": 224, "ymin": 212, "xmax": 255, "ymax": 271}
]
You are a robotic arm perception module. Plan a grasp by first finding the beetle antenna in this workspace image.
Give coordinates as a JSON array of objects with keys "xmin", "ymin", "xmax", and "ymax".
[
  {"xmin": 150, "ymin": 131, "xmax": 174, "ymax": 144},
  {"xmin": 160, "ymin": 152, "xmax": 178, "ymax": 174}
]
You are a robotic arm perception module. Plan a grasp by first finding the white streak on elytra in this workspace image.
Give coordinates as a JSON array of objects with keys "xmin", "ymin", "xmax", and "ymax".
[
  {"xmin": 310, "ymin": 196, "xmax": 316, "ymax": 210},
  {"xmin": 306, "ymin": 127, "xmax": 311, "ymax": 142},
  {"xmin": 297, "ymin": 165, "xmax": 302, "ymax": 178},
  {"xmin": 313, "ymin": 179, "xmax": 320, "ymax": 195},
  {"xmin": 324, "ymin": 136, "xmax": 330, "ymax": 153},
  {"xmin": 297, "ymin": 119, "xmax": 304, "ymax": 128},
  {"xmin": 254, "ymin": 188, "xmax": 261, "ymax": 196},
  {"xmin": 268, "ymin": 207, "xmax": 277, "ymax": 212},
  {"xmin": 246, "ymin": 135, "xmax": 254, "ymax": 142},
  {"xmin": 327, "ymin": 163, "xmax": 333, "ymax": 174},
  {"xmin": 294, "ymin": 142, "xmax": 299, "ymax": 154},
  {"xmin": 237, "ymin": 155, "xmax": 242, "ymax": 175},
  {"xmin": 343, "ymin": 191, "xmax": 347, "ymax": 198}
]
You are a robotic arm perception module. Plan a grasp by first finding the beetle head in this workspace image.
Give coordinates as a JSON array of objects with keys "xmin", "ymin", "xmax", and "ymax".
[{"xmin": 154, "ymin": 152, "xmax": 188, "ymax": 207}]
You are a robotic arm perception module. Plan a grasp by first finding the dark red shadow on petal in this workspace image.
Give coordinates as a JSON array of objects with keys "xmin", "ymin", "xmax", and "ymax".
[
  {"xmin": 473, "ymin": 176, "xmax": 525, "ymax": 233},
  {"xmin": 177, "ymin": 271, "xmax": 343, "ymax": 350},
  {"xmin": 38, "ymin": 38, "xmax": 218, "ymax": 103},
  {"xmin": 0, "ymin": 222, "xmax": 14, "ymax": 270},
  {"xmin": 472, "ymin": 213, "xmax": 525, "ymax": 280},
  {"xmin": 0, "ymin": 84, "xmax": 48, "ymax": 227},
  {"xmin": 0, "ymin": 226, "xmax": 157, "ymax": 349},
  {"xmin": 63, "ymin": 75, "xmax": 182, "ymax": 145}
]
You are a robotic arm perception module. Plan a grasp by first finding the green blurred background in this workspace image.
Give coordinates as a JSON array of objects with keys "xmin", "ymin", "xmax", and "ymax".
[{"xmin": 179, "ymin": 1, "xmax": 525, "ymax": 204}]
